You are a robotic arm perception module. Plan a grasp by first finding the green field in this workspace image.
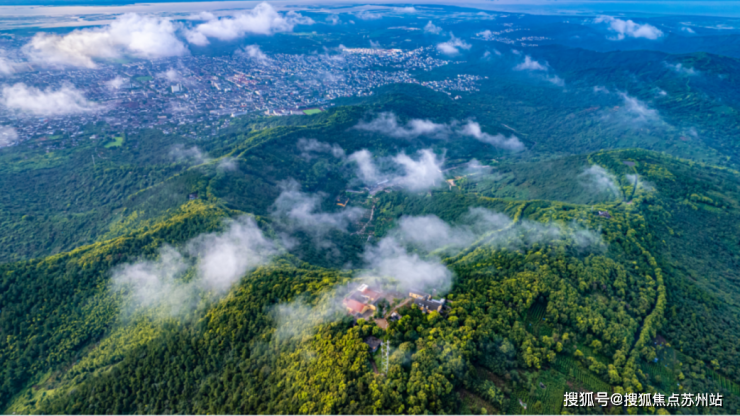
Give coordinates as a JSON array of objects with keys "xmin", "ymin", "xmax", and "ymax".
[
  {"xmin": 303, "ymin": 108, "xmax": 322, "ymax": 115},
  {"xmin": 135, "ymin": 76, "xmax": 153, "ymax": 83},
  {"xmin": 103, "ymin": 136, "xmax": 124, "ymax": 148}
]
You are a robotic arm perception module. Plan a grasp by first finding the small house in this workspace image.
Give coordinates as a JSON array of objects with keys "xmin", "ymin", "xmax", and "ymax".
[
  {"xmin": 347, "ymin": 292, "xmax": 377, "ymax": 311},
  {"xmin": 358, "ymin": 284, "xmax": 382, "ymax": 302},
  {"xmin": 413, "ymin": 297, "xmax": 446, "ymax": 314},
  {"xmin": 409, "ymin": 289, "xmax": 431, "ymax": 301},
  {"xmin": 344, "ymin": 298, "xmax": 370, "ymax": 315},
  {"xmin": 598, "ymin": 211, "xmax": 611, "ymax": 219}
]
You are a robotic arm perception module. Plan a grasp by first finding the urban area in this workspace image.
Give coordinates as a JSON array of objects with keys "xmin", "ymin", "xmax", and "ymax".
[{"xmin": 0, "ymin": 43, "xmax": 484, "ymax": 147}]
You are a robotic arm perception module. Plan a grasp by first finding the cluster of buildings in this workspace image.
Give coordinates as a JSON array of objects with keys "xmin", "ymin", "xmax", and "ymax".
[
  {"xmin": 342, "ymin": 283, "xmax": 448, "ymax": 322},
  {"xmin": 0, "ymin": 44, "xmax": 482, "ymax": 148}
]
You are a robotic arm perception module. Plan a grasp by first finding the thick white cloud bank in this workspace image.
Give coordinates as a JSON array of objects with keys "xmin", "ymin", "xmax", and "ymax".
[
  {"xmin": 594, "ymin": 16, "xmax": 664, "ymax": 40},
  {"xmin": 23, "ymin": 13, "xmax": 188, "ymax": 68},
  {"xmin": 1, "ymin": 83, "xmax": 100, "ymax": 116},
  {"xmin": 21, "ymin": 3, "xmax": 309, "ymax": 67},
  {"xmin": 185, "ymin": 2, "xmax": 313, "ymax": 46}
]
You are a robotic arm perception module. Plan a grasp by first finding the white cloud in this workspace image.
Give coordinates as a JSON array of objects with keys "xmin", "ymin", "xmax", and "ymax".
[
  {"xmin": 297, "ymin": 138, "xmax": 345, "ymax": 159},
  {"xmin": 354, "ymin": 112, "xmax": 450, "ymax": 139},
  {"xmin": 187, "ymin": 217, "xmax": 277, "ymax": 293},
  {"xmin": 594, "ymin": 16, "xmax": 664, "ymax": 40},
  {"xmin": 394, "ymin": 215, "xmax": 475, "ymax": 252},
  {"xmin": 424, "ymin": 21, "xmax": 443, "ymax": 34},
  {"xmin": 355, "ymin": 113, "xmax": 524, "ymax": 151},
  {"xmin": 0, "ymin": 51, "xmax": 22, "ymax": 76},
  {"xmin": 23, "ymin": 13, "xmax": 188, "ymax": 68},
  {"xmin": 626, "ymin": 173, "xmax": 655, "ymax": 192},
  {"xmin": 238, "ymin": 44, "xmax": 270, "ymax": 64},
  {"xmin": 462, "ymin": 158, "xmax": 495, "ymax": 176},
  {"xmin": 347, "ymin": 148, "xmax": 444, "ymax": 192},
  {"xmin": 460, "ymin": 120, "xmax": 525, "ymax": 151},
  {"xmin": 362, "ymin": 237, "xmax": 453, "ymax": 294},
  {"xmin": 369, "ymin": 40, "xmax": 381, "ymax": 49},
  {"xmin": 188, "ymin": 11, "xmax": 216, "ymax": 21},
  {"xmin": 271, "ymin": 180, "xmax": 365, "ymax": 246},
  {"xmin": 112, "ymin": 216, "xmax": 276, "ymax": 315},
  {"xmin": 593, "ymin": 85, "xmax": 609, "ymax": 94},
  {"xmin": 681, "ymin": 26, "xmax": 695, "ymax": 34},
  {"xmin": 477, "ymin": 30, "xmax": 493, "ymax": 40},
  {"xmin": 392, "ymin": 149, "xmax": 444, "ymax": 192},
  {"xmin": 546, "ymin": 74, "xmax": 565, "ymax": 86},
  {"xmin": 580, "ymin": 165, "xmax": 619, "ymax": 197},
  {"xmin": 514, "ymin": 55, "xmax": 547, "ymax": 71},
  {"xmin": 217, "ymin": 157, "xmax": 238, "ymax": 171},
  {"xmin": 1, "ymin": 83, "xmax": 100, "ymax": 116},
  {"xmin": 512, "ymin": 56, "xmax": 566, "ymax": 88},
  {"xmin": 185, "ymin": 3, "xmax": 313, "ymax": 46},
  {"xmin": 618, "ymin": 92, "xmax": 660, "ymax": 123},
  {"xmin": 436, "ymin": 33, "xmax": 471, "ymax": 55},
  {"xmin": 348, "ymin": 149, "xmax": 380, "ymax": 184},
  {"xmin": 393, "ymin": 6, "xmax": 417, "ymax": 13},
  {"xmin": 158, "ymin": 68, "xmax": 181, "ymax": 82},
  {"xmin": 365, "ymin": 207, "xmax": 603, "ymax": 292},
  {"xmin": 0, "ymin": 125, "xmax": 19, "ymax": 147},
  {"xmin": 104, "ymin": 76, "xmax": 127, "ymax": 90},
  {"xmin": 169, "ymin": 144, "xmax": 209, "ymax": 164},
  {"xmin": 665, "ymin": 62, "xmax": 698, "ymax": 76},
  {"xmin": 273, "ymin": 207, "xmax": 603, "ymax": 338},
  {"xmin": 356, "ymin": 10, "xmax": 382, "ymax": 20},
  {"xmin": 511, "ymin": 49, "xmax": 522, "ymax": 55},
  {"xmin": 326, "ymin": 14, "xmax": 340, "ymax": 25}
]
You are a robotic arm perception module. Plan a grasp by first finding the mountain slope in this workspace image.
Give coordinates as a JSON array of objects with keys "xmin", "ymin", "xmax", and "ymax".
[{"xmin": 2, "ymin": 148, "xmax": 740, "ymax": 414}]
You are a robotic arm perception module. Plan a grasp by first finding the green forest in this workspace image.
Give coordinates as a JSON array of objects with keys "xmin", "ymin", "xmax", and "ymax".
[{"xmin": 3, "ymin": 16, "xmax": 740, "ymax": 413}]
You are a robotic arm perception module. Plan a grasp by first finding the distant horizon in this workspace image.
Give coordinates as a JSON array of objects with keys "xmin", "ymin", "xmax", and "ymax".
[{"xmin": 2, "ymin": 0, "xmax": 740, "ymax": 20}]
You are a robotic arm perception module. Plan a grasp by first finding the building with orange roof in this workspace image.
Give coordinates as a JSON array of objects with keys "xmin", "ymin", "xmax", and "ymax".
[{"xmin": 343, "ymin": 298, "xmax": 370, "ymax": 315}]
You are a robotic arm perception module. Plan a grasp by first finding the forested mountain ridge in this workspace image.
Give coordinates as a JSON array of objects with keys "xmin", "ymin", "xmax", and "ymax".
[
  {"xmin": 3, "ymin": 138, "xmax": 740, "ymax": 414},
  {"xmin": 4, "ymin": 3, "xmax": 740, "ymax": 414}
]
